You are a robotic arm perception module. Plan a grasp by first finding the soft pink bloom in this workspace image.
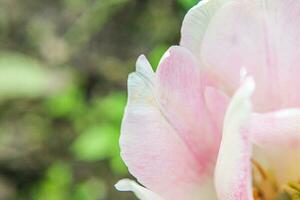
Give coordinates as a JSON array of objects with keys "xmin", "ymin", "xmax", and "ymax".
[{"xmin": 115, "ymin": 0, "xmax": 300, "ymax": 199}]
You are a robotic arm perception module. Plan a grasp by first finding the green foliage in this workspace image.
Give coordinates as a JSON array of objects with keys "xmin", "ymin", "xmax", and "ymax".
[
  {"xmin": 73, "ymin": 179, "xmax": 107, "ymax": 200},
  {"xmin": 71, "ymin": 92, "xmax": 128, "ymax": 174},
  {"xmin": 177, "ymin": 0, "xmax": 199, "ymax": 10},
  {"xmin": 71, "ymin": 124, "xmax": 118, "ymax": 161},
  {"xmin": 32, "ymin": 162, "xmax": 109, "ymax": 200},
  {"xmin": 0, "ymin": 0, "xmax": 184, "ymax": 199},
  {"xmin": 110, "ymin": 155, "xmax": 128, "ymax": 175},
  {"xmin": 63, "ymin": 0, "xmax": 91, "ymax": 12},
  {"xmin": 44, "ymin": 85, "xmax": 85, "ymax": 118},
  {"xmin": 94, "ymin": 92, "xmax": 126, "ymax": 123},
  {"xmin": 65, "ymin": 0, "xmax": 131, "ymax": 53},
  {"xmin": 0, "ymin": 52, "xmax": 69, "ymax": 100},
  {"xmin": 148, "ymin": 44, "xmax": 169, "ymax": 70},
  {"xmin": 32, "ymin": 162, "xmax": 72, "ymax": 200}
]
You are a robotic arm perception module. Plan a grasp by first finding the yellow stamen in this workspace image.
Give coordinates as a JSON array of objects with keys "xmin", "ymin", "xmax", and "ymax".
[
  {"xmin": 252, "ymin": 159, "xmax": 278, "ymax": 200},
  {"xmin": 282, "ymin": 182, "xmax": 300, "ymax": 200},
  {"xmin": 251, "ymin": 160, "xmax": 300, "ymax": 200}
]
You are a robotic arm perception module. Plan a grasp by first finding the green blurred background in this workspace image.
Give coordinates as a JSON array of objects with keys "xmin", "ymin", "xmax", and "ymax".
[{"xmin": 0, "ymin": 0, "xmax": 198, "ymax": 199}]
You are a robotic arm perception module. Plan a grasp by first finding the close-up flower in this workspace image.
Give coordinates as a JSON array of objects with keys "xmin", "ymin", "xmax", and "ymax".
[{"xmin": 116, "ymin": 0, "xmax": 300, "ymax": 199}]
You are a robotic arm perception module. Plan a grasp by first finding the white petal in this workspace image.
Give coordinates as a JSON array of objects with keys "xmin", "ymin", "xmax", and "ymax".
[
  {"xmin": 249, "ymin": 108, "xmax": 300, "ymax": 184},
  {"xmin": 180, "ymin": 0, "xmax": 232, "ymax": 62},
  {"xmin": 214, "ymin": 77, "xmax": 255, "ymax": 200},
  {"xmin": 115, "ymin": 179, "xmax": 164, "ymax": 200}
]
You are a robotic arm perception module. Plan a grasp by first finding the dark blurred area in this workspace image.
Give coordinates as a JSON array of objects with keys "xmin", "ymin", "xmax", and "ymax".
[{"xmin": 0, "ymin": 0, "xmax": 197, "ymax": 199}]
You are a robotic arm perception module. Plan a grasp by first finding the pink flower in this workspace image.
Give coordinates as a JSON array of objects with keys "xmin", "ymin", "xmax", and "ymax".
[{"xmin": 115, "ymin": 0, "xmax": 300, "ymax": 199}]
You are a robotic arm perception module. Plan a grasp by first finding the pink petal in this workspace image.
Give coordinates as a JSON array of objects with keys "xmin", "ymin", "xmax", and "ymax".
[
  {"xmin": 214, "ymin": 77, "xmax": 255, "ymax": 200},
  {"xmin": 204, "ymin": 87, "xmax": 229, "ymax": 132},
  {"xmin": 198, "ymin": 0, "xmax": 300, "ymax": 111},
  {"xmin": 248, "ymin": 109, "xmax": 300, "ymax": 184},
  {"xmin": 249, "ymin": 109, "xmax": 300, "ymax": 148},
  {"xmin": 120, "ymin": 46, "xmax": 226, "ymax": 199}
]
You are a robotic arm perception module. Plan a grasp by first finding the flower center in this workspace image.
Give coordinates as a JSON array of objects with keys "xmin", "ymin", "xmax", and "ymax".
[{"xmin": 252, "ymin": 159, "xmax": 300, "ymax": 200}]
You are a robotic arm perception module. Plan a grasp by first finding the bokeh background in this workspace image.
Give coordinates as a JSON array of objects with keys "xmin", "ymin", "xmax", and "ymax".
[{"xmin": 0, "ymin": 0, "xmax": 198, "ymax": 199}]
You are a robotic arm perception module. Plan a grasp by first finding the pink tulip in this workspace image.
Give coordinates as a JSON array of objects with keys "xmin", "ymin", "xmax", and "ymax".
[{"xmin": 115, "ymin": 0, "xmax": 300, "ymax": 199}]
